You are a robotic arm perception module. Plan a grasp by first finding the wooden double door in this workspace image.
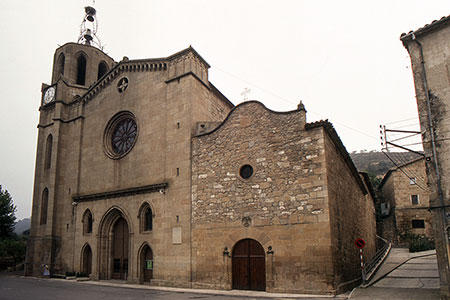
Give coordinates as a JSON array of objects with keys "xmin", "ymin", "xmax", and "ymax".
[
  {"xmin": 111, "ymin": 217, "xmax": 129, "ymax": 280},
  {"xmin": 232, "ymin": 239, "xmax": 266, "ymax": 291}
]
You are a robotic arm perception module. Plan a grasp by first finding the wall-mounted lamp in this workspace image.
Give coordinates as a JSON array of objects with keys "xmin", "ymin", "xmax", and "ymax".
[
  {"xmin": 223, "ymin": 247, "xmax": 230, "ymax": 257},
  {"xmin": 267, "ymin": 246, "xmax": 274, "ymax": 255}
]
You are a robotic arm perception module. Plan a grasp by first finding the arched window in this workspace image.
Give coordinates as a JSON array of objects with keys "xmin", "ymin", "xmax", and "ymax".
[
  {"xmin": 82, "ymin": 209, "xmax": 93, "ymax": 235},
  {"xmin": 144, "ymin": 207, "xmax": 152, "ymax": 231},
  {"xmin": 56, "ymin": 53, "xmax": 65, "ymax": 77},
  {"xmin": 45, "ymin": 134, "xmax": 53, "ymax": 169},
  {"xmin": 139, "ymin": 203, "xmax": 153, "ymax": 232},
  {"xmin": 97, "ymin": 61, "xmax": 108, "ymax": 80},
  {"xmin": 40, "ymin": 188, "xmax": 49, "ymax": 225},
  {"xmin": 76, "ymin": 54, "xmax": 87, "ymax": 85}
]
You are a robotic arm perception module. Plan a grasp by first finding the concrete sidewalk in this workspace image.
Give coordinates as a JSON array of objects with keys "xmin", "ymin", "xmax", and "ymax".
[{"xmin": 350, "ymin": 247, "xmax": 440, "ymax": 299}]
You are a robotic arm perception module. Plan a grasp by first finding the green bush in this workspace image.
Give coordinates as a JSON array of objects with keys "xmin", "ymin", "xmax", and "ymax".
[{"xmin": 400, "ymin": 231, "xmax": 435, "ymax": 252}]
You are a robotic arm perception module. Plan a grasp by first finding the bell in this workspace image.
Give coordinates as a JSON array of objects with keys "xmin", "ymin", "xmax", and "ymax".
[
  {"xmin": 85, "ymin": 6, "xmax": 96, "ymax": 16},
  {"xmin": 85, "ymin": 6, "xmax": 96, "ymax": 22},
  {"xmin": 84, "ymin": 29, "xmax": 93, "ymax": 41}
]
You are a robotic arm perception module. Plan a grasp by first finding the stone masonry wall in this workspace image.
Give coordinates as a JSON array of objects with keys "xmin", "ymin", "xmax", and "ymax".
[
  {"xmin": 191, "ymin": 102, "xmax": 338, "ymax": 294},
  {"xmin": 402, "ymin": 21, "xmax": 450, "ymax": 298},
  {"xmin": 392, "ymin": 160, "xmax": 433, "ymax": 238},
  {"xmin": 380, "ymin": 172, "xmax": 398, "ymax": 243},
  {"xmin": 323, "ymin": 128, "xmax": 376, "ymax": 292}
]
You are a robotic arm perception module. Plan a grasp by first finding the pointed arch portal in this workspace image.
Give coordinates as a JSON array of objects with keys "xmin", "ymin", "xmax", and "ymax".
[
  {"xmin": 98, "ymin": 208, "xmax": 131, "ymax": 280},
  {"xmin": 232, "ymin": 238, "xmax": 266, "ymax": 291},
  {"xmin": 139, "ymin": 244, "xmax": 153, "ymax": 283},
  {"xmin": 81, "ymin": 244, "xmax": 92, "ymax": 275},
  {"xmin": 111, "ymin": 217, "xmax": 129, "ymax": 279}
]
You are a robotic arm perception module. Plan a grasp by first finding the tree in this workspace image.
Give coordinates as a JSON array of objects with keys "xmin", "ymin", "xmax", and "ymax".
[
  {"xmin": 0, "ymin": 186, "xmax": 16, "ymax": 239},
  {"xmin": 0, "ymin": 237, "xmax": 26, "ymax": 270}
]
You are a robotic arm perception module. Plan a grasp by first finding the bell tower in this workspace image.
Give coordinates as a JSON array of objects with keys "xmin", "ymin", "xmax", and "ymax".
[
  {"xmin": 27, "ymin": 5, "xmax": 116, "ymax": 276},
  {"xmin": 40, "ymin": 6, "xmax": 115, "ymax": 106}
]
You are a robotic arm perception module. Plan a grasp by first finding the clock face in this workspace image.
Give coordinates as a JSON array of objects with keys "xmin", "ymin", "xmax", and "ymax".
[{"xmin": 43, "ymin": 86, "xmax": 56, "ymax": 104}]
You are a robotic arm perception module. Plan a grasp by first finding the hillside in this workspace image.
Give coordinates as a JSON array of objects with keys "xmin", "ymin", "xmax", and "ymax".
[
  {"xmin": 14, "ymin": 218, "xmax": 30, "ymax": 235},
  {"xmin": 350, "ymin": 151, "xmax": 421, "ymax": 177}
]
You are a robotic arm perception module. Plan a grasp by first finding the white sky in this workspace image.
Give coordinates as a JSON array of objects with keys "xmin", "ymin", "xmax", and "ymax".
[{"xmin": 1, "ymin": 0, "xmax": 449, "ymax": 219}]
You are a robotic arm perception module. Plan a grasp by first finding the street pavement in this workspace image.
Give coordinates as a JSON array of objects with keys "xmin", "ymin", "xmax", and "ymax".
[
  {"xmin": 0, "ymin": 248, "xmax": 440, "ymax": 300},
  {"xmin": 349, "ymin": 247, "xmax": 440, "ymax": 299}
]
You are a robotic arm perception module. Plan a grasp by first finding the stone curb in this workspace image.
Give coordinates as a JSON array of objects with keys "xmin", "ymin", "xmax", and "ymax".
[{"xmin": 77, "ymin": 280, "xmax": 349, "ymax": 299}]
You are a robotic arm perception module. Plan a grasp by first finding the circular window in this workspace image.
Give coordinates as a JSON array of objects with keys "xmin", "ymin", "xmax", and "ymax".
[
  {"xmin": 239, "ymin": 164, "xmax": 254, "ymax": 179},
  {"xmin": 117, "ymin": 77, "xmax": 129, "ymax": 93},
  {"xmin": 104, "ymin": 111, "xmax": 138, "ymax": 159}
]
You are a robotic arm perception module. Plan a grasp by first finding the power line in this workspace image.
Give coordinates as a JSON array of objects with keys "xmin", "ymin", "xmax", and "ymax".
[
  {"xmin": 212, "ymin": 64, "xmax": 380, "ymax": 143},
  {"xmin": 385, "ymin": 117, "xmax": 419, "ymax": 125},
  {"xmin": 382, "ymin": 151, "xmax": 428, "ymax": 191}
]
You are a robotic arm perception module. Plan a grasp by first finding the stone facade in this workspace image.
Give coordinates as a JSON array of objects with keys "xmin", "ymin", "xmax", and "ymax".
[
  {"xmin": 27, "ymin": 39, "xmax": 376, "ymax": 295},
  {"xmin": 401, "ymin": 15, "xmax": 450, "ymax": 298},
  {"xmin": 379, "ymin": 158, "xmax": 432, "ymax": 243},
  {"xmin": 191, "ymin": 102, "xmax": 376, "ymax": 294},
  {"xmin": 26, "ymin": 43, "xmax": 232, "ymax": 285}
]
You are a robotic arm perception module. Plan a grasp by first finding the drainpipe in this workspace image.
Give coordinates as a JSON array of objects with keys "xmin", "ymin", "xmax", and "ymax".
[{"xmin": 411, "ymin": 33, "xmax": 448, "ymax": 266}]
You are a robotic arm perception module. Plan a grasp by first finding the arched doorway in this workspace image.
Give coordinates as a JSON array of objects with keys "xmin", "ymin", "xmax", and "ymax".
[
  {"xmin": 140, "ymin": 244, "xmax": 153, "ymax": 282},
  {"xmin": 111, "ymin": 217, "xmax": 129, "ymax": 280},
  {"xmin": 232, "ymin": 238, "xmax": 266, "ymax": 291},
  {"xmin": 81, "ymin": 244, "xmax": 92, "ymax": 275}
]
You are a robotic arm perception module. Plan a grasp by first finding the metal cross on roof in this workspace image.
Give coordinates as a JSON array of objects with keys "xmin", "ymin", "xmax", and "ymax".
[{"xmin": 241, "ymin": 88, "xmax": 251, "ymax": 101}]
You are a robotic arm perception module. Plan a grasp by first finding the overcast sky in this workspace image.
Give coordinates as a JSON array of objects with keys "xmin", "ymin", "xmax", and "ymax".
[{"xmin": 1, "ymin": 0, "xmax": 449, "ymax": 219}]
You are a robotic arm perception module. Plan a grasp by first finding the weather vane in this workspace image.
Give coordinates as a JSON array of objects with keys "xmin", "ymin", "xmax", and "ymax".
[{"xmin": 241, "ymin": 88, "xmax": 251, "ymax": 101}]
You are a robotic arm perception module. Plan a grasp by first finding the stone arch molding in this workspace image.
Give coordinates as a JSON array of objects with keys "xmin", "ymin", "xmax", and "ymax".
[
  {"xmin": 137, "ymin": 201, "xmax": 155, "ymax": 233},
  {"xmin": 97, "ymin": 205, "xmax": 134, "ymax": 280},
  {"xmin": 97, "ymin": 205, "xmax": 134, "ymax": 237},
  {"xmin": 226, "ymin": 228, "xmax": 272, "ymax": 250},
  {"xmin": 137, "ymin": 242, "xmax": 153, "ymax": 279},
  {"xmin": 80, "ymin": 242, "xmax": 93, "ymax": 273},
  {"xmin": 137, "ymin": 201, "xmax": 156, "ymax": 218}
]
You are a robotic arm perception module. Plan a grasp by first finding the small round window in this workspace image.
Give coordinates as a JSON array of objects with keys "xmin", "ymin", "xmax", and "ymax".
[
  {"xmin": 104, "ymin": 111, "xmax": 138, "ymax": 159},
  {"xmin": 240, "ymin": 164, "xmax": 254, "ymax": 179},
  {"xmin": 117, "ymin": 77, "xmax": 129, "ymax": 93}
]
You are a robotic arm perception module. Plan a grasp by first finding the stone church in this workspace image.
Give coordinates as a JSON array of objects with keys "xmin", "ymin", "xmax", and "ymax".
[{"xmin": 26, "ymin": 7, "xmax": 377, "ymax": 295}]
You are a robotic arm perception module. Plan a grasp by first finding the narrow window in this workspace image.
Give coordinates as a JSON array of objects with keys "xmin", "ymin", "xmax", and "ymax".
[
  {"xmin": 88, "ymin": 213, "xmax": 93, "ymax": 233},
  {"xmin": 45, "ymin": 134, "xmax": 53, "ymax": 169},
  {"xmin": 97, "ymin": 61, "xmax": 108, "ymax": 80},
  {"xmin": 409, "ymin": 177, "xmax": 416, "ymax": 185},
  {"xmin": 76, "ymin": 54, "xmax": 87, "ymax": 85},
  {"xmin": 411, "ymin": 194, "xmax": 419, "ymax": 205},
  {"xmin": 144, "ymin": 207, "xmax": 153, "ymax": 231},
  {"xmin": 83, "ymin": 210, "xmax": 93, "ymax": 234},
  {"xmin": 40, "ymin": 188, "xmax": 49, "ymax": 225},
  {"xmin": 56, "ymin": 53, "xmax": 65, "ymax": 77},
  {"xmin": 412, "ymin": 220, "xmax": 425, "ymax": 229}
]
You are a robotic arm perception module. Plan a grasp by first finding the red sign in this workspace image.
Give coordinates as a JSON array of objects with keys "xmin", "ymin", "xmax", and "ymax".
[{"xmin": 355, "ymin": 238, "xmax": 366, "ymax": 249}]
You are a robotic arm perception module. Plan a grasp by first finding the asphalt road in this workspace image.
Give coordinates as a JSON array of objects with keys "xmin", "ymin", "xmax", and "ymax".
[{"xmin": 0, "ymin": 276, "xmax": 280, "ymax": 300}]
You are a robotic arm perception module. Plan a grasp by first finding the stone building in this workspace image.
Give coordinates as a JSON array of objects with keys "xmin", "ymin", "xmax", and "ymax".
[
  {"xmin": 379, "ymin": 158, "xmax": 432, "ymax": 243},
  {"xmin": 401, "ymin": 14, "xmax": 450, "ymax": 298},
  {"xmin": 191, "ymin": 102, "xmax": 377, "ymax": 294},
  {"xmin": 26, "ymin": 7, "xmax": 377, "ymax": 295}
]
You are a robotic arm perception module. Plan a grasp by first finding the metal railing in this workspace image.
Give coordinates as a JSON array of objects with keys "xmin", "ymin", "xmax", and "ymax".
[{"xmin": 363, "ymin": 235, "xmax": 391, "ymax": 283}]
